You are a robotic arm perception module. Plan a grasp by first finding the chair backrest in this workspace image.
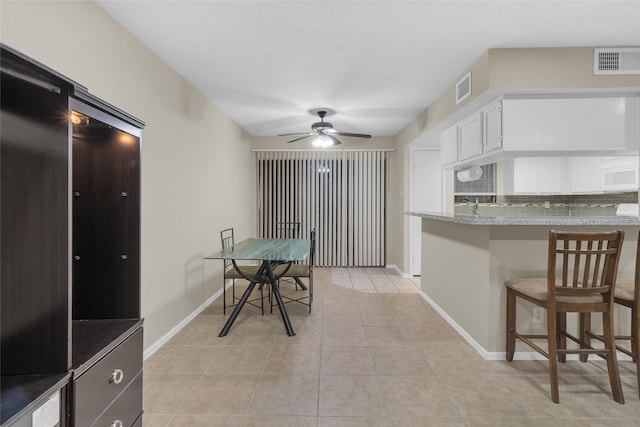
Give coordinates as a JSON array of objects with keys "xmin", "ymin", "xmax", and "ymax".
[
  {"xmin": 308, "ymin": 228, "xmax": 316, "ymax": 270},
  {"xmin": 277, "ymin": 221, "xmax": 300, "ymax": 239},
  {"xmin": 548, "ymin": 230, "xmax": 624, "ymax": 301},
  {"xmin": 220, "ymin": 228, "xmax": 235, "ymax": 269},
  {"xmin": 634, "ymin": 231, "xmax": 640, "ymax": 302}
]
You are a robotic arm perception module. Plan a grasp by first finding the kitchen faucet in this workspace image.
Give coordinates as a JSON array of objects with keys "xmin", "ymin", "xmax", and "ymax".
[{"xmin": 472, "ymin": 197, "xmax": 479, "ymax": 216}]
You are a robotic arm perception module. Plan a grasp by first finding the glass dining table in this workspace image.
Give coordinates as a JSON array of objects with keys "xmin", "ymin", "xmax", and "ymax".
[{"xmin": 205, "ymin": 237, "xmax": 310, "ymax": 337}]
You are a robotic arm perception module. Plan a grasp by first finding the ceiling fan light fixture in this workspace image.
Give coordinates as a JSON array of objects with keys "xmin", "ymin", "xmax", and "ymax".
[
  {"xmin": 281, "ymin": 108, "xmax": 370, "ymax": 146},
  {"xmin": 312, "ymin": 134, "xmax": 334, "ymax": 148}
]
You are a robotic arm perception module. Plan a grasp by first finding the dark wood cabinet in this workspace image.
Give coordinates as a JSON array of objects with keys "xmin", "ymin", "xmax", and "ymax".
[
  {"xmin": 1, "ymin": 56, "xmax": 71, "ymax": 378},
  {"xmin": 71, "ymin": 102, "xmax": 141, "ymax": 321},
  {"xmin": 1, "ymin": 45, "xmax": 144, "ymax": 427}
]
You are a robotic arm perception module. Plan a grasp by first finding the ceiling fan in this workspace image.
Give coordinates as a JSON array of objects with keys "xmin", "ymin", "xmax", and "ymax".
[{"xmin": 278, "ymin": 108, "xmax": 371, "ymax": 148}]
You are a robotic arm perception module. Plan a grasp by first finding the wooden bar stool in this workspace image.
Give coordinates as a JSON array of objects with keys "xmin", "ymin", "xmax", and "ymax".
[
  {"xmin": 582, "ymin": 231, "xmax": 640, "ymax": 398},
  {"xmin": 505, "ymin": 230, "xmax": 625, "ymax": 404}
]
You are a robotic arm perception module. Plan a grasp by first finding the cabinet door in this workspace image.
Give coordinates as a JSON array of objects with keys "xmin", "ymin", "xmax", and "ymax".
[
  {"xmin": 513, "ymin": 157, "xmax": 538, "ymax": 194},
  {"xmin": 440, "ymin": 124, "xmax": 459, "ymax": 166},
  {"xmin": 513, "ymin": 157, "xmax": 563, "ymax": 194},
  {"xmin": 1, "ymin": 70, "xmax": 70, "ymax": 375},
  {"xmin": 502, "ymin": 97, "xmax": 634, "ymax": 151},
  {"xmin": 567, "ymin": 157, "xmax": 603, "ymax": 194},
  {"xmin": 458, "ymin": 112, "xmax": 483, "ymax": 161},
  {"xmin": 483, "ymin": 101, "xmax": 502, "ymax": 153},
  {"xmin": 537, "ymin": 157, "xmax": 563, "ymax": 194}
]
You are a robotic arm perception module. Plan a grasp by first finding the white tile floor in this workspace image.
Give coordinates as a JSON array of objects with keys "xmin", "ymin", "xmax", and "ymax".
[{"xmin": 142, "ymin": 267, "xmax": 640, "ymax": 427}]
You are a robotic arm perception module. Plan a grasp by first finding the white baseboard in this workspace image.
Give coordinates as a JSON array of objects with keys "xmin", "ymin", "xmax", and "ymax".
[
  {"xmin": 418, "ymin": 290, "xmax": 490, "ymax": 359},
  {"xmin": 417, "ymin": 290, "xmax": 633, "ymax": 362},
  {"xmin": 143, "ymin": 284, "xmax": 225, "ymax": 360},
  {"xmin": 385, "ymin": 264, "xmax": 412, "ymax": 278}
]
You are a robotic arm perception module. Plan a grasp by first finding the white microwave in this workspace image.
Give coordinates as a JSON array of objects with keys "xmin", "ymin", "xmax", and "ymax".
[{"xmin": 601, "ymin": 156, "xmax": 639, "ymax": 192}]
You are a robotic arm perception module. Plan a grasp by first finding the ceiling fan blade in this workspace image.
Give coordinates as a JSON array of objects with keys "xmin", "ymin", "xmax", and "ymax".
[
  {"xmin": 328, "ymin": 135, "xmax": 342, "ymax": 146},
  {"xmin": 286, "ymin": 135, "xmax": 313, "ymax": 143},
  {"xmin": 336, "ymin": 132, "xmax": 371, "ymax": 139},
  {"xmin": 278, "ymin": 132, "xmax": 312, "ymax": 137}
]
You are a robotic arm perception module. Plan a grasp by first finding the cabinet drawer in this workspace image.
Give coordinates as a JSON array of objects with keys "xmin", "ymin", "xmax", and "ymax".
[
  {"xmin": 92, "ymin": 371, "xmax": 142, "ymax": 427},
  {"xmin": 74, "ymin": 328, "xmax": 143, "ymax": 427}
]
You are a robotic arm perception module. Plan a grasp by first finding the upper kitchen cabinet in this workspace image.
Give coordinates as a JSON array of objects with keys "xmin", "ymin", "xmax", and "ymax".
[
  {"xmin": 483, "ymin": 100, "xmax": 503, "ymax": 153},
  {"xmin": 509, "ymin": 157, "xmax": 564, "ymax": 195},
  {"xmin": 440, "ymin": 123, "xmax": 459, "ymax": 166},
  {"xmin": 442, "ymin": 95, "xmax": 639, "ymax": 169},
  {"xmin": 440, "ymin": 99, "xmax": 502, "ymax": 166},
  {"xmin": 502, "ymin": 96, "xmax": 639, "ymax": 152},
  {"xmin": 458, "ymin": 111, "xmax": 483, "ymax": 161},
  {"xmin": 503, "ymin": 155, "xmax": 639, "ymax": 195},
  {"xmin": 566, "ymin": 156, "xmax": 604, "ymax": 194}
]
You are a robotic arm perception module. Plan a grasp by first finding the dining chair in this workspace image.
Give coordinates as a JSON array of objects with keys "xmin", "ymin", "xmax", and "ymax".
[
  {"xmin": 581, "ymin": 230, "xmax": 640, "ymax": 398},
  {"xmin": 277, "ymin": 221, "xmax": 300, "ymax": 239},
  {"xmin": 273, "ymin": 228, "xmax": 316, "ymax": 313},
  {"xmin": 220, "ymin": 228, "xmax": 263, "ymax": 315},
  {"xmin": 505, "ymin": 229, "xmax": 625, "ymax": 403},
  {"xmin": 276, "ymin": 221, "xmax": 306, "ymax": 291}
]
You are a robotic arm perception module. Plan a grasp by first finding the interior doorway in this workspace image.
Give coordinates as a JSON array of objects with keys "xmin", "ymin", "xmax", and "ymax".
[{"xmin": 410, "ymin": 149, "xmax": 442, "ymax": 276}]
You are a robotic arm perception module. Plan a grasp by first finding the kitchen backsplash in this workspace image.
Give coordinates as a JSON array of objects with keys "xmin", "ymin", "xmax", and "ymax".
[
  {"xmin": 454, "ymin": 164, "xmax": 495, "ymax": 194},
  {"xmin": 454, "ymin": 193, "xmax": 638, "ymax": 217}
]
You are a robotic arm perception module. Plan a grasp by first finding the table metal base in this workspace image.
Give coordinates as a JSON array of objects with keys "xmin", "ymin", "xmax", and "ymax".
[{"xmin": 218, "ymin": 260, "xmax": 295, "ymax": 337}]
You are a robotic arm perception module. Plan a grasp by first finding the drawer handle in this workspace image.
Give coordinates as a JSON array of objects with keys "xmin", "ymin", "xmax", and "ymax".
[
  {"xmin": 111, "ymin": 420, "xmax": 123, "ymax": 427},
  {"xmin": 110, "ymin": 368, "xmax": 124, "ymax": 385}
]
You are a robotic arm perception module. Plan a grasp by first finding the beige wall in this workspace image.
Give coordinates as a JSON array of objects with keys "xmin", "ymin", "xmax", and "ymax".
[
  {"xmin": 1, "ymin": 1, "xmax": 256, "ymax": 351},
  {"xmin": 488, "ymin": 47, "xmax": 640, "ymax": 90}
]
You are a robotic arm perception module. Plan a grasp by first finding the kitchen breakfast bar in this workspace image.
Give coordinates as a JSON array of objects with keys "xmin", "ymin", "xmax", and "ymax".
[{"xmin": 407, "ymin": 211, "xmax": 640, "ymax": 359}]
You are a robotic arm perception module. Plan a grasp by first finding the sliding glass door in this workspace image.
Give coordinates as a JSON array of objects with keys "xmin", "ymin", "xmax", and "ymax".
[{"xmin": 256, "ymin": 150, "xmax": 387, "ymax": 267}]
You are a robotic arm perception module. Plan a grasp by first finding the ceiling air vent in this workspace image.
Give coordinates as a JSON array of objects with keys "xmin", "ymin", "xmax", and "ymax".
[
  {"xmin": 594, "ymin": 48, "xmax": 640, "ymax": 75},
  {"xmin": 456, "ymin": 71, "xmax": 472, "ymax": 104}
]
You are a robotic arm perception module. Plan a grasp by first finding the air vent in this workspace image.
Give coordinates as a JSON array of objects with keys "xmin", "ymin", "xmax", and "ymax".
[
  {"xmin": 456, "ymin": 71, "xmax": 472, "ymax": 104},
  {"xmin": 594, "ymin": 48, "xmax": 640, "ymax": 75}
]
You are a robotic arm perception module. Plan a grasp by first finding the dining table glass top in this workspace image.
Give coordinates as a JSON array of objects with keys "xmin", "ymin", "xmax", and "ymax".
[{"xmin": 205, "ymin": 238, "xmax": 310, "ymax": 262}]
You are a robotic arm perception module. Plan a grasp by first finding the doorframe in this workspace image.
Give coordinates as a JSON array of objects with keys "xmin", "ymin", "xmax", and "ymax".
[{"xmin": 409, "ymin": 148, "xmax": 443, "ymax": 277}]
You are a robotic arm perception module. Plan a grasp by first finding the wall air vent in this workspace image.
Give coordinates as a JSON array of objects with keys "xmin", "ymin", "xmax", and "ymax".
[
  {"xmin": 456, "ymin": 71, "xmax": 472, "ymax": 104},
  {"xmin": 594, "ymin": 48, "xmax": 640, "ymax": 75}
]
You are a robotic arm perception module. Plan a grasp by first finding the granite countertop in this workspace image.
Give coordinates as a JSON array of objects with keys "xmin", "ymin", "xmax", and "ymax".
[{"xmin": 405, "ymin": 211, "xmax": 640, "ymax": 226}]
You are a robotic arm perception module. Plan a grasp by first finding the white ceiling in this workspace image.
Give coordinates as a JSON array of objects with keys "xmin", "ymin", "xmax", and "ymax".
[{"xmin": 96, "ymin": 1, "xmax": 640, "ymax": 138}]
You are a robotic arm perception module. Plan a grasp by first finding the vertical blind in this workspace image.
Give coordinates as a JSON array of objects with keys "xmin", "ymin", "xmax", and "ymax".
[{"xmin": 256, "ymin": 150, "xmax": 387, "ymax": 267}]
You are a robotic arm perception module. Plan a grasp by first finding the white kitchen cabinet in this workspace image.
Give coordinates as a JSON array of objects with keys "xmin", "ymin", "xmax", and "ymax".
[
  {"xmin": 512, "ymin": 158, "xmax": 538, "ymax": 194},
  {"xmin": 511, "ymin": 157, "xmax": 563, "ymax": 194},
  {"xmin": 483, "ymin": 100, "xmax": 502, "ymax": 153},
  {"xmin": 538, "ymin": 157, "xmax": 564, "ymax": 193},
  {"xmin": 502, "ymin": 97, "xmax": 638, "ymax": 152},
  {"xmin": 566, "ymin": 157, "xmax": 603, "ymax": 194},
  {"xmin": 440, "ymin": 124, "xmax": 459, "ymax": 166},
  {"xmin": 443, "ymin": 96, "xmax": 638, "ymax": 170},
  {"xmin": 507, "ymin": 155, "xmax": 637, "ymax": 195},
  {"xmin": 458, "ymin": 112, "xmax": 483, "ymax": 161}
]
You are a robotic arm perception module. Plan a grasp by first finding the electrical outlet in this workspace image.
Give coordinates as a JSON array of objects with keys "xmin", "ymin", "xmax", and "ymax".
[
  {"xmin": 533, "ymin": 307, "xmax": 544, "ymax": 323},
  {"xmin": 544, "ymin": 201, "xmax": 551, "ymax": 209}
]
